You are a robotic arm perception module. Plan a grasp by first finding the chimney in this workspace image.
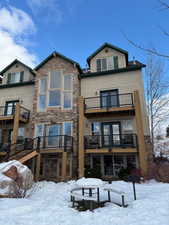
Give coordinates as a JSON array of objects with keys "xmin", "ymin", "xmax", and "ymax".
[{"xmin": 133, "ymin": 56, "xmax": 136, "ymax": 64}]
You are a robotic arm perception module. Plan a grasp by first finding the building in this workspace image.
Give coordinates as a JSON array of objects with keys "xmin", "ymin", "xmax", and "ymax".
[{"xmin": 0, "ymin": 43, "xmax": 152, "ymax": 181}]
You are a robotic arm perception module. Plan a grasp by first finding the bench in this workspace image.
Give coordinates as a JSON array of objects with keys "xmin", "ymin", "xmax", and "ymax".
[{"xmin": 104, "ymin": 187, "xmax": 127, "ymax": 207}]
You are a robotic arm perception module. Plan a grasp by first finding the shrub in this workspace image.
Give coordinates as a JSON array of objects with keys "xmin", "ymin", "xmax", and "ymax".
[{"xmin": 85, "ymin": 165, "xmax": 101, "ymax": 178}]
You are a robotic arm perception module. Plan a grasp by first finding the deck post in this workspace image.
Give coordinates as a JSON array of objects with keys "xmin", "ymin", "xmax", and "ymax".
[
  {"xmin": 12, "ymin": 103, "xmax": 20, "ymax": 145},
  {"xmin": 78, "ymin": 96, "xmax": 85, "ymax": 178},
  {"xmin": 35, "ymin": 153, "xmax": 41, "ymax": 181},
  {"xmin": 134, "ymin": 90, "xmax": 147, "ymax": 176},
  {"xmin": 61, "ymin": 152, "xmax": 67, "ymax": 181}
]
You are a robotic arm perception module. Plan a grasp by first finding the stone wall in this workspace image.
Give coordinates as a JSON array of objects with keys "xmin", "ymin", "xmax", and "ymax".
[{"xmin": 31, "ymin": 55, "xmax": 80, "ymax": 156}]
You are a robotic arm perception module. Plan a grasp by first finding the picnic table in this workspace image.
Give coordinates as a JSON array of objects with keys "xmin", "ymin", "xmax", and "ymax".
[
  {"xmin": 70, "ymin": 178, "xmax": 104, "ymax": 210},
  {"xmin": 70, "ymin": 178, "xmax": 127, "ymax": 210}
]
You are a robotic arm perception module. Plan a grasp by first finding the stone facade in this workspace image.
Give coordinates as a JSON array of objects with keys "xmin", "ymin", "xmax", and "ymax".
[
  {"xmin": 32, "ymin": 56, "xmax": 80, "ymax": 153},
  {"xmin": 30, "ymin": 55, "xmax": 80, "ymax": 179}
]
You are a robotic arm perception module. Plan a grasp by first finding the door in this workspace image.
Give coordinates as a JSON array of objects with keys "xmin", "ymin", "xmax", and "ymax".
[
  {"xmin": 46, "ymin": 124, "xmax": 62, "ymax": 147},
  {"xmin": 4, "ymin": 100, "xmax": 19, "ymax": 116},
  {"xmin": 102, "ymin": 122, "xmax": 121, "ymax": 147},
  {"xmin": 100, "ymin": 89, "xmax": 119, "ymax": 108},
  {"xmin": 43, "ymin": 155, "xmax": 58, "ymax": 178}
]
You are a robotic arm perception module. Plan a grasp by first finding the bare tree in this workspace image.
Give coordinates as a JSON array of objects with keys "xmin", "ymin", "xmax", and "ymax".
[
  {"xmin": 124, "ymin": 1, "xmax": 169, "ymax": 59},
  {"xmin": 145, "ymin": 55, "xmax": 169, "ymax": 151}
]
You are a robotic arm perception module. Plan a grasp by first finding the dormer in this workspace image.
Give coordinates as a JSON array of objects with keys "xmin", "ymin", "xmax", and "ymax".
[
  {"xmin": 0, "ymin": 59, "xmax": 35, "ymax": 86},
  {"xmin": 87, "ymin": 43, "xmax": 128, "ymax": 73}
]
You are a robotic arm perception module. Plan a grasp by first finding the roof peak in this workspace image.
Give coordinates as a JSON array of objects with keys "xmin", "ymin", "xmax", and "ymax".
[
  {"xmin": 0, "ymin": 59, "xmax": 35, "ymax": 76},
  {"xmin": 87, "ymin": 43, "xmax": 128, "ymax": 65}
]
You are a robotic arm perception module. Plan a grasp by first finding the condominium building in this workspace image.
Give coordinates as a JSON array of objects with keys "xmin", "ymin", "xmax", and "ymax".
[{"xmin": 0, "ymin": 43, "xmax": 152, "ymax": 181}]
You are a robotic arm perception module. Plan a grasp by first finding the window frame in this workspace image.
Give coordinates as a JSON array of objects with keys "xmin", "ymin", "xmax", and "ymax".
[
  {"xmin": 96, "ymin": 56, "xmax": 119, "ymax": 72},
  {"xmin": 7, "ymin": 71, "xmax": 24, "ymax": 84},
  {"xmin": 63, "ymin": 121, "xmax": 73, "ymax": 136},
  {"xmin": 34, "ymin": 123, "xmax": 45, "ymax": 138},
  {"xmin": 63, "ymin": 74, "xmax": 73, "ymax": 110},
  {"xmin": 48, "ymin": 71, "xmax": 62, "ymax": 108},
  {"xmin": 38, "ymin": 77, "xmax": 47, "ymax": 112}
]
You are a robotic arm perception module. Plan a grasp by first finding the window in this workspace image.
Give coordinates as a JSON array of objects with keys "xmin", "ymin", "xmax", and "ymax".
[
  {"xmin": 100, "ymin": 90, "xmax": 119, "ymax": 108},
  {"xmin": 122, "ymin": 120, "xmax": 133, "ymax": 132},
  {"xmin": 4, "ymin": 100, "xmax": 19, "ymax": 115},
  {"xmin": 18, "ymin": 127, "xmax": 25, "ymax": 137},
  {"xmin": 38, "ymin": 71, "xmax": 73, "ymax": 111},
  {"xmin": 48, "ymin": 71, "xmax": 61, "ymax": 107},
  {"xmin": 35, "ymin": 124, "xmax": 44, "ymax": 137},
  {"xmin": 63, "ymin": 122, "xmax": 72, "ymax": 136},
  {"xmin": 7, "ymin": 71, "xmax": 24, "ymax": 84},
  {"xmin": 63, "ymin": 75, "xmax": 72, "ymax": 109},
  {"xmin": 96, "ymin": 56, "xmax": 118, "ymax": 72},
  {"xmin": 38, "ymin": 78, "xmax": 47, "ymax": 111},
  {"xmin": 46, "ymin": 124, "xmax": 62, "ymax": 146},
  {"xmin": 49, "ymin": 90, "xmax": 61, "ymax": 106},
  {"xmin": 92, "ymin": 122, "xmax": 100, "ymax": 135}
]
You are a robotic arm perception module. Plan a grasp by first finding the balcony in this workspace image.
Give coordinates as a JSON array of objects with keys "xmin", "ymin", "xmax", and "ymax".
[
  {"xmin": 0, "ymin": 105, "xmax": 30, "ymax": 123},
  {"xmin": 0, "ymin": 135, "xmax": 73, "ymax": 156},
  {"xmin": 84, "ymin": 93, "xmax": 134, "ymax": 115},
  {"xmin": 84, "ymin": 134, "xmax": 137, "ymax": 153},
  {"xmin": 37, "ymin": 135, "xmax": 73, "ymax": 152}
]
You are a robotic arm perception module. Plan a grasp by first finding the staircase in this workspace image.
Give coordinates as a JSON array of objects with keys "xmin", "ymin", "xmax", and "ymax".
[{"xmin": 0, "ymin": 138, "xmax": 40, "ymax": 163}]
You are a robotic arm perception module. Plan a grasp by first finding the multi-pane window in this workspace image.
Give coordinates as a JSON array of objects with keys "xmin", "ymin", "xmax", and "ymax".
[
  {"xmin": 7, "ymin": 72, "xmax": 24, "ymax": 84},
  {"xmin": 38, "ymin": 71, "xmax": 73, "ymax": 111},
  {"xmin": 38, "ymin": 78, "xmax": 47, "ymax": 111},
  {"xmin": 63, "ymin": 75, "xmax": 72, "ymax": 109},
  {"xmin": 49, "ymin": 71, "xmax": 61, "ymax": 107},
  {"xmin": 96, "ymin": 56, "xmax": 118, "ymax": 72}
]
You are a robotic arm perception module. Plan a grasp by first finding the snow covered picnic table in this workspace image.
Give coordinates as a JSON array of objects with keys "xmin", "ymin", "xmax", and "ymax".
[
  {"xmin": 70, "ymin": 178, "xmax": 127, "ymax": 210},
  {"xmin": 70, "ymin": 178, "xmax": 103, "ymax": 210}
]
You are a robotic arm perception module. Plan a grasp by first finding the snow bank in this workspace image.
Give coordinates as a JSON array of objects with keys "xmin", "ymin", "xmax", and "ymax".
[{"xmin": 0, "ymin": 180, "xmax": 169, "ymax": 225}]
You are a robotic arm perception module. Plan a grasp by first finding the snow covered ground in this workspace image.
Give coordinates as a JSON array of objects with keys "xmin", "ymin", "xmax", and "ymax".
[{"xmin": 0, "ymin": 180, "xmax": 169, "ymax": 225}]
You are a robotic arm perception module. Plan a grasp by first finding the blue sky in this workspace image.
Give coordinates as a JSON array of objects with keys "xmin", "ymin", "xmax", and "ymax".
[{"xmin": 0, "ymin": 0, "xmax": 169, "ymax": 69}]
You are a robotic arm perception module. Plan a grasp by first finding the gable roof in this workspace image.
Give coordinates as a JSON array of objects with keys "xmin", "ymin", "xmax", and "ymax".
[
  {"xmin": 87, "ymin": 42, "xmax": 128, "ymax": 65},
  {"xmin": 0, "ymin": 59, "xmax": 35, "ymax": 76},
  {"xmin": 34, "ymin": 51, "xmax": 82, "ymax": 73}
]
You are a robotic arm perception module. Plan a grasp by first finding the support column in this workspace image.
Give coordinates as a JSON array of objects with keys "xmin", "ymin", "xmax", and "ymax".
[
  {"xmin": 12, "ymin": 103, "xmax": 20, "ymax": 145},
  {"xmin": 134, "ymin": 90, "xmax": 147, "ymax": 176},
  {"xmin": 35, "ymin": 153, "xmax": 41, "ymax": 181},
  {"xmin": 61, "ymin": 152, "xmax": 67, "ymax": 181},
  {"xmin": 78, "ymin": 96, "xmax": 85, "ymax": 178}
]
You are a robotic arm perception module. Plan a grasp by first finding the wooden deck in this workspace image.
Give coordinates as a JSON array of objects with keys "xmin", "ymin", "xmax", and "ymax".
[
  {"xmin": 85, "ymin": 147, "xmax": 137, "ymax": 154},
  {"xmin": 85, "ymin": 106, "xmax": 135, "ymax": 115}
]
